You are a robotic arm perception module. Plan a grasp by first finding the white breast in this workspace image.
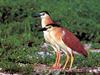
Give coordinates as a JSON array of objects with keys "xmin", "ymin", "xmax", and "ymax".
[
  {"xmin": 43, "ymin": 31, "xmax": 49, "ymax": 42},
  {"xmin": 43, "ymin": 31, "xmax": 55, "ymax": 45},
  {"xmin": 43, "ymin": 31, "xmax": 60, "ymax": 52}
]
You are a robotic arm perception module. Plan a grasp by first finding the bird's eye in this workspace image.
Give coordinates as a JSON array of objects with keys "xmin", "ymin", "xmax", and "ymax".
[
  {"xmin": 41, "ymin": 13, "xmax": 45, "ymax": 16},
  {"xmin": 40, "ymin": 12, "xmax": 46, "ymax": 16}
]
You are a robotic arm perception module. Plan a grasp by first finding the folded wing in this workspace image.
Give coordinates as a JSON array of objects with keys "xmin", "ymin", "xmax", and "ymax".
[{"xmin": 62, "ymin": 28, "xmax": 88, "ymax": 57}]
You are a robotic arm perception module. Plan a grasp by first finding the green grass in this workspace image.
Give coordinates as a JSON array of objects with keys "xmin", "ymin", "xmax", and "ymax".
[
  {"xmin": 0, "ymin": 0, "xmax": 100, "ymax": 74},
  {"xmin": 0, "ymin": 51, "xmax": 100, "ymax": 74},
  {"xmin": 42, "ymin": 51, "xmax": 100, "ymax": 68}
]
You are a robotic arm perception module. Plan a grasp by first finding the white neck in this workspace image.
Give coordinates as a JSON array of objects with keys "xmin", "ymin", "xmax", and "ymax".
[
  {"xmin": 41, "ymin": 16, "xmax": 54, "ymax": 28},
  {"xmin": 41, "ymin": 18, "xmax": 46, "ymax": 27}
]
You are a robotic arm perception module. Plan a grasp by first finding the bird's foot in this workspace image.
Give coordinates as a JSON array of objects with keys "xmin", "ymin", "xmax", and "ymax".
[
  {"xmin": 62, "ymin": 65, "xmax": 69, "ymax": 70},
  {"xmin": 62, "ymin": 67, "xmax": 69, "ymax": 71},
  {"xmin": 64, "ymin": 66, "xmax": 77, "ymax": 71},
  {"xmin": 50, "ymin": 64, "xmax": 61, "ymax": 70},
  {"xmin": 69, "ymin": 66, "xmax": 77, "ymax": 70}
]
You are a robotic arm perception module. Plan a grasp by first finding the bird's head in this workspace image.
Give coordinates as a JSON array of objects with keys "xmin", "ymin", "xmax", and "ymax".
[
  {"xmin": 33, "ymin": 11, "xmax": 50, "ymax": 19},
  {"xmin": 33, "ymin": 11, "xmax": 54, "ymax": 27}
]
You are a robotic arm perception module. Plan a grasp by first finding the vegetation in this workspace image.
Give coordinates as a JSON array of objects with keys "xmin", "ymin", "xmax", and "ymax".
[{"xmin": 0, "ymin": 0, "xmax": 100, "ymax": 74}]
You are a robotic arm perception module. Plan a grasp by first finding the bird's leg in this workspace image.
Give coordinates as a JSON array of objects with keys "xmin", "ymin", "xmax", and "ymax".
[
  {"xmin": 62, "ymin": 53, "xmax": 70, "ymax": 70},
  {"xmin": 51, "ymin": 51, "xmax": 61, "ymax": 69},
  {"xmin": 56, "ymin": 51, "xmax": 61, "ymax": 67},
  {"xmin": 69, "ymin": 51, "xmax": 74, "ymax": 69}
]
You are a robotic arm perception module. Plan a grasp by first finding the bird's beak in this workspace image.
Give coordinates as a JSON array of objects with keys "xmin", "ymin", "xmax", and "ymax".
[{"xmin": 33, "ymin": 13, "xmax": 41, "ymax": 18}]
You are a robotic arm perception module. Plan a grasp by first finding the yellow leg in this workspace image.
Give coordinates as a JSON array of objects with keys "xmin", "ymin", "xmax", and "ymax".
[
  {"xmin": 62, "ymin": 53, "xmax": 70, "ymax": 70},
  {"xmin": 69, "ymin": 52, "xmax": 74, "ymax": 69}
]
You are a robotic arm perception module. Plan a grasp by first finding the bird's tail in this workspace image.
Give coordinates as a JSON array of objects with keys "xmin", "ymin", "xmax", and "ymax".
[{"xmin": 81, "ymin": 47, "xmax": 88, "ymax": 58}]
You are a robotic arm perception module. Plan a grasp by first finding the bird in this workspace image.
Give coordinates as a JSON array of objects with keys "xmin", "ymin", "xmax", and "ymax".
[{"xmin": 33, "ymin": 11, "xmax": 88, "ymax": 70}]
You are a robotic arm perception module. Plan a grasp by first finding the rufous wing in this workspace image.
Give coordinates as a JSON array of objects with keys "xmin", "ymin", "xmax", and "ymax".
[{"xmin": 62, "ymin": 28, "xmax": 88, "ymax": 57}]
